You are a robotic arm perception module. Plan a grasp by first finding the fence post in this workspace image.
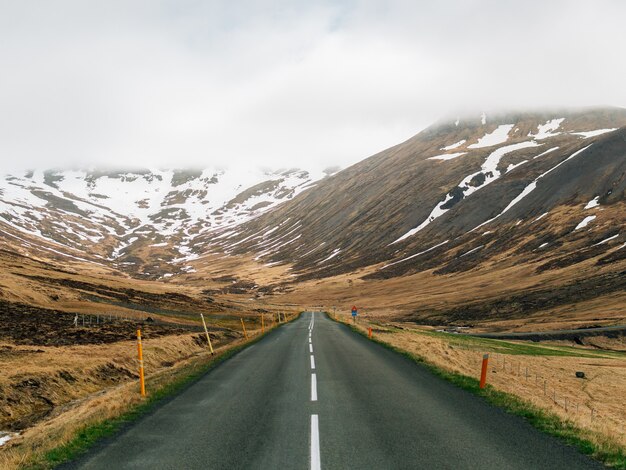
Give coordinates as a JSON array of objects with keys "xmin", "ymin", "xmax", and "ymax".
[
  {"xmin": 479, "ymin": 354, "xmax": 489, "ymax": 389},
  {"xmin": 200, "ymin": 314, "xmax": 214, "ymax": 354},
  {"xmin": 137, "ymin": 329, "xmax": 146, "ymax": 397},
  {"xmin": 241, "ymin": 318, "xmax": 248, "ymax": 339}
]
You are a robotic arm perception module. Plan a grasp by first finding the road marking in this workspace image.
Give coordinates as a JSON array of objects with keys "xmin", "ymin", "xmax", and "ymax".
[
  {"xmin": 309, "ymin": 344, "xmax": 313, "ymax": 353},
  {"xmin": 311, "ymin": 373, "xmax": 317, "ymax": 401},
  {"xmin": 309, "ymin": 338, "xmax": 312, "ymax": 343},
  {"xmin": 310, "ymin": 355, "xmax": 315, "ymax": 369},
  {"xmin": 311, "ymin": 414, "xmax": 321, "ymax": 470}
]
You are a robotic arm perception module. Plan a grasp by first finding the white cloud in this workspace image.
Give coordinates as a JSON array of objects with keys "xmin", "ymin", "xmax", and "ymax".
[{"xmin": 0, "ymin": 0, "xmax": 625, "ymax": 172}]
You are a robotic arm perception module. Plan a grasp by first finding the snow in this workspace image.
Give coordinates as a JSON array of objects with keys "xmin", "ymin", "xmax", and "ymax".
[
  {"xmin": 534, "ymin": 147, "xmax": 559, "ymax": 159},
  {"xmin": 393, "ymin": 140, "xmax": 538, "ymax": 243},
  {"xmin": 593, "ymin": 234, "xmax": 619, "ymax": 246},
  {"xmin": 381, "ymin": 240, "xmax": 449, "ymax": 269},
  {"xmin": 460, "ymin": 245, "xmax": 483, "ymax": 257},
  {"xmin": 572, "ymin": 128, "xmax": 617, "ymax": 139},
  {"xmin": 454, "ymin": 117, "xmax": 460, "ymax": 126},
  {"xmin": 584, "ymin": 197, "xmax": 600, "ymax": 209},
  {"xmin": 480, "ymin": 112, "xmax": 487, "ymax": 125},
  {"xmin": 318, "ymin": 248, "xmax": 341, "ymax": 264},
  {"xmin": 0, "ymin": 166, "xmax": 327, "ymax": 264},
  {"xmin": 469, "ymin": 144, "xmax": 593, "ymax": 231},
  {"xmin": 539, "ymin": 243, "xmax": 549, "ymax": 248},
  {"xmin": 506, "ymin": 161, "xmax": 527, "ymax": 173},
  {"xmin": 528, "ymin": 118, "xmax": 564, "ymax": 140},
  {"xmin": 574, "ymin": 215, "xmax": 596, "ymax": 231},
  {"xmin": 441, "ymin": 140, "xmax": 466, "ymax": 151},
  {"xmin": 0, "ymin": 433, "xmax": 13, "ymax": 446},
  {"xmin": 428, "ymin": 152, "xmax": 466, "ymax": 161},
  {"xmin": 468, "ymin": 124, "xmax": 514, "ymax": 149}
]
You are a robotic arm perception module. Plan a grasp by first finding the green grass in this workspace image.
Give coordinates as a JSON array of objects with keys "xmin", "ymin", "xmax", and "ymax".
[
  {"xmin": 333, "ymin": 316, "xmax": 626, "ymax": 469},
  {"xmin": 27, "ymin": 313, "xmax": 302, "ymax": 470},
  {"xmin": 384, "ymin": 324, "xmax": 625, "ymax": 359}
]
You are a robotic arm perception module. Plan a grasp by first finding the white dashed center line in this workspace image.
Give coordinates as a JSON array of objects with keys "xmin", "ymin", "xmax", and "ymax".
[
  {"xmin": 309, "ymin": 344, "xmax": 313, "ymax": 353},
  {"xmin": 310, "ymin": 355, "xmax": 316, "ymax": 369},
  {"xmin": 311, "ymin": 414, "xmax": 321, "ymax": 470},
  {"xmin": 311, "ymin": 373, "xmax": 317, "ymax": 401}
]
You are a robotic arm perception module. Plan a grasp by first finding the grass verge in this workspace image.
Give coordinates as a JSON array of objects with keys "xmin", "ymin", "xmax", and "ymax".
[
  {"xmin": 334, "ymin": 315, "xmax": 626, "ymax": 469},
  {"xmin": 24, "ymin": 313, "xmax": 301, "ymax": 470}
]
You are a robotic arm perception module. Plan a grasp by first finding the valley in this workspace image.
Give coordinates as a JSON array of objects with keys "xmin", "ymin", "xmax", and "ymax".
[{"xmin": 0, "ymin": 107, "xmax": 625, "ymax": 468}]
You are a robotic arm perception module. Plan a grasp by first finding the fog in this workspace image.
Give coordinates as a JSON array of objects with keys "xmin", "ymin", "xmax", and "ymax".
[{"xmin": 1, "ymin": 0, "xmax": 625, "ymax": 172}]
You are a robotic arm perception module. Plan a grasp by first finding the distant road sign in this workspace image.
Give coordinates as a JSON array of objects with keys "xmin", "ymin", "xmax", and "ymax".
[{"xmin": 351, "ymin": 306, "xmax": 357, "ymax": 317}]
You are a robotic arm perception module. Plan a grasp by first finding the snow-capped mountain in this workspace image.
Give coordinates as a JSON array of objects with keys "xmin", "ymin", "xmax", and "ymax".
[
  {"xmin": 209, "ymin": 107, "xmax": 626, "ymax": 282},
  {"xmin": 2, "ymin": 107, "xmax": 625, "ymax": 289},
  {"xmin": 0, "ymin": 166, "xmax": 329, "ymax": 276}
]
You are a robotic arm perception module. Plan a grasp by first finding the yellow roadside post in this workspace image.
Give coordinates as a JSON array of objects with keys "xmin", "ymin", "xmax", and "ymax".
[
  {"xmin": 261, "ymin": 313, "xmax": 265, "ymax": 333},
  {"xmin": 200, "ymin": 314, "xmax": 214, "ymax": 354},
  {"xmin": 136, "ymin": 329, "xmax": 146, "ymax": 397},
  {"xmin": 241, "ymin": 318, "xmax": 248, "ymax": 339}
]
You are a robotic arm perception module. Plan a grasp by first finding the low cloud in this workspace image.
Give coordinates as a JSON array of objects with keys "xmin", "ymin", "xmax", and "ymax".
[{"xmin": 1, "ymin": 0, "xmax": 624, "ymax": 172}]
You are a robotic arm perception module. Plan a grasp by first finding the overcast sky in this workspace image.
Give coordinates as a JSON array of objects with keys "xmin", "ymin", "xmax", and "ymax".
[{"xmin": 1, "ymin": 0, "xmax": 625, "ymax": 172}]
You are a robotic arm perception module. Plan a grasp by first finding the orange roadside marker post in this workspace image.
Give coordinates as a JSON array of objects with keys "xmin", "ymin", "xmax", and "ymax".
[
  {"xmin": 136, "ymin": 329, "xmax": 146, "ymax": 397},
  {"xmin": 368, "ymin": 327, "xmax": 372, "ymax": 339},
  {"xmin": 479, "ymin": 353, "xmax": 490, "ymax": 389}
]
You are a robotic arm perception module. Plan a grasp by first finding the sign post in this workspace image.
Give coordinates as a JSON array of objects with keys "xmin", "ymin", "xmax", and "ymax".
[{"xmin": 351, "ymin": 306, "xmax": 358, "ymax": 323}]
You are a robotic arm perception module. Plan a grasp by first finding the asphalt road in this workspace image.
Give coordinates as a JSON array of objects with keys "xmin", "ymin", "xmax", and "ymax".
[{"xmin": 64, "ymin": 312, "xmax": 604, "ymax": 469}]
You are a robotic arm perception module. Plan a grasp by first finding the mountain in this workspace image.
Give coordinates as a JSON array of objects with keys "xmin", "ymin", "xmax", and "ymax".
[
  {"xmin": 209, "ymin": 107, "xmax": 626, "ymax": 276},
  {"xmin": 1, "ymin": 107, "xmax": 625, "ymax": 328},
  {"xmin": 198, "ymin": 107, "xmax": 626, "ymax": 327},
  {"xmin": 0, "ymin": 166, "xmax": 330, "ymax": 277}
]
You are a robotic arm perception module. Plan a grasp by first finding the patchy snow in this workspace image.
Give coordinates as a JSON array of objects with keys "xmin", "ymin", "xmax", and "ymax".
[
  {"xmin": 441, "ymin": 140, "xmax": 466, "ymax": 151},
  {"xmin": 480, "ymin": 112, "xmax": 487, "ymax": 125},
  {"xmin": 506, "ymin": 161, "xmax": 527, "ymax": 173},
  {"xmin": 534, "ymin": 146, "xmax": 559, "ymax": 159},
  {"xmin": 381, "ymin": 240, "xmax": 449, "ymax": 269},
  {"xmin": 394, "ymin": 140, "xmax": 539, "ymax": 243},
  {"xmin": 0, "ymin": 166, "xmax": 328, "ymax": 264},
  {"xmin": 572, "ymin": 128, "xmax": 617, "ymax": 139},
  {"xmin": 470, "ymin": 144, "xmax": 593, "ymax": 231},
  {"xmin": 529, "ymin": 118, "xmax": 564, "ymax": 140},
  {"xmin": 584, "ymin": 197, "xmax": 600, "ymax": 209},
  {"xmin": 574, "ymin": 215, "xmax": 596, "ymax": 231},
  {"xmin": 593, "ymin": 234, "xmax": 619, "ymax": 246},
  {"xmin": 0, "ymin": 432, "xmax": 14, "ymax": 446},
  {"xmin": 468, "ymin": 124, "xmax": 514, "ymax": 149},
  {"xmin": 318, "ymin": 248, "xmax": 341, "ymax": 264},
  {"xmin": 460, "ymin": 245, "xmax": 483, "ymax": 257},
  {"xmin": 539, "ymin": 243, "xmax": 549, "ymax": 249},
  {"xmin": 454, "ymin": 117, "xmax": 460, "ymax": 126},
  {"xmin": 534, "ymin": 212, "xmax": 548, "ymax": 222},
  {"xmin": 428, "ymin": 152, "xmax": 467, "ymax": 161}
]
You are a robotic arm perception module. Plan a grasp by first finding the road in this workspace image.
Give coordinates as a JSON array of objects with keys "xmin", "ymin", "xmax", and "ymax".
[{"xmin": 64, "ymin": 312, "xmax": 604, "ymax": 469}]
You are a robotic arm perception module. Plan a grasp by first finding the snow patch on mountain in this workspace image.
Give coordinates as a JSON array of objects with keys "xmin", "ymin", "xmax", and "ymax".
[
  {"xmin": 575, "ymin": 215, "xmax": 596, "ymax": 231},
  {"xmin": 428, "ymin": 152, "xmax": 467, "ymax": 161},
  {"xmin": 441, "ymin": 140, "xmax": 466, "ymax": 151},
  {"xmin": 529, "ymin": 118, "xmax": 564, "ymax": 140},
  {"xmin": 572, "ymin": 128, "xmax": 617, "ymax": 139},
  {"xmin": 468, "ymin": 124, "xmax": 514, "ymax": 149}
]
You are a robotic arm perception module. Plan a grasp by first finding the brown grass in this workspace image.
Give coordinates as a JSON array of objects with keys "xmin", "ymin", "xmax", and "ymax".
[{"xmin": 0, "ymin": 327, "xmax": 266, "ymax": 469}]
